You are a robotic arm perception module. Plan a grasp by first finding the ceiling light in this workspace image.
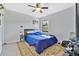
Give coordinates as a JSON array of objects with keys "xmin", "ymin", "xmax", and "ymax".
[{"xmin": 36, "ymin": 8, "xmax": 41, "ymax": 11}]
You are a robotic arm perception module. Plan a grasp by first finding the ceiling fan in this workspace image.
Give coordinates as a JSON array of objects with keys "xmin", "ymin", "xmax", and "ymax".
[{"xmin": 28, "ymin": 3, "xmax": 48, "ymax": 13}]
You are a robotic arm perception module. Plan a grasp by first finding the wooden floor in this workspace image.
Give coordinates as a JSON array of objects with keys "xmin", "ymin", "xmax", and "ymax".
[{"xmin": 16, "ymin": 41, "xmax": 64, "ymax": 56}]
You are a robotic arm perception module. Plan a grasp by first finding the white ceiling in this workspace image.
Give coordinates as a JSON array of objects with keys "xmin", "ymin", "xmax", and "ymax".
[{"xmin": 4, "ymin": 3, "xmax": 75, "ymax": 18}]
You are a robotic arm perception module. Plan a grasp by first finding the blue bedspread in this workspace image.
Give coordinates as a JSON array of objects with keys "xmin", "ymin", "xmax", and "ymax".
[{"xmin": 24, "ymin": 32, "xmax": 57, "ymax": 54}]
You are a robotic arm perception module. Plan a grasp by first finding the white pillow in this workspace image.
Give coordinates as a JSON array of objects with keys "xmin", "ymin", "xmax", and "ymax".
[
  {"xmin": 41, "ymin": 35, "xmax": 51, "ymax": 38},
  {"xmin": 27, "ymin": 31, "xmax": 35, "ymax": 33}
]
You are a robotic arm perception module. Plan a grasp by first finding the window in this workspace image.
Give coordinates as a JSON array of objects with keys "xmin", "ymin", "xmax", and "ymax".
[{"xmin": 42, "ymin": 20, "xmax": 48, "ymax": 32}]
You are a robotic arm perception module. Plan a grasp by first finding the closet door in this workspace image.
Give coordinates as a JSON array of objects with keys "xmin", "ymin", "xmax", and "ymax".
[
  {"xmin": 76, "ymin": 3, "xmax": 79, "ymax": 38},
  {"xmin": 76, "ymin": 3, "xmax": 79, "ymax": 43}
]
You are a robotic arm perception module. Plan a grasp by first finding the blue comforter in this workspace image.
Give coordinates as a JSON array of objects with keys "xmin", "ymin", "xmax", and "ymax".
[{"xmin": 24, "ymin": 32, "xmax": 57, "ymax": 54}]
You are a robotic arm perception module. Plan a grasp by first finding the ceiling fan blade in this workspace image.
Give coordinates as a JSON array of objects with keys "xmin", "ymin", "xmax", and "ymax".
[
  {"xmin": 41, "ymin": 7, "xmax": 48, "ymax": 9},
  {"xmin": 40, "ymin": 10, "xmax": 43, "ymax": 13},
  {"xmin": 36, "ymin": 3, "xmax": 41, "ymax": 8},
  {"xmin": 32, "ymin": 9, "xmax": 36, "ymax": 12},
  {"xmin": 28, "ymin": 5, "xmax": 36, "ymax": 8}
]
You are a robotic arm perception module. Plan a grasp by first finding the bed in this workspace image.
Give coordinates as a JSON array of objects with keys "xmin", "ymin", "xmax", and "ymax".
[{"xmin": 24, "ymin": 31, "xmax": 58, "ymax": 54}]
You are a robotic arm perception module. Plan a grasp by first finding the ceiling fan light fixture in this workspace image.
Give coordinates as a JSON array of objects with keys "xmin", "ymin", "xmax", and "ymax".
[{"xmin": 36, "ymin": 8, "xmax": 41, "ymax": 11}]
